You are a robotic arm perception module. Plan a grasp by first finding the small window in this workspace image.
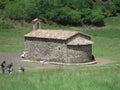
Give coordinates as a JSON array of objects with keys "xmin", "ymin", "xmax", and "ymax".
[
  {"xmin": 58, "ymin": 47, "xmax": 60, "ymax": 50},
  {"xmin": 58, "ymin": 46, "xmax": 61, "ymax": 50},
  {"xmin": 37, "ymin": 22, "xmax": 39, "ymax": 29}
]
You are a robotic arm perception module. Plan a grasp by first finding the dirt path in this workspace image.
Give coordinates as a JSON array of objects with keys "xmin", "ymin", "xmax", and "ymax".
[{"xmin": 0, "ymin": 52, "xmax": 116, "ymax": 69}]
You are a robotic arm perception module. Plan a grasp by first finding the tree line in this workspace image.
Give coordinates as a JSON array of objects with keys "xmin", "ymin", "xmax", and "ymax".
[{"xmin": 0, "ymin": 0, "xmax": 120, "ymax": 26}]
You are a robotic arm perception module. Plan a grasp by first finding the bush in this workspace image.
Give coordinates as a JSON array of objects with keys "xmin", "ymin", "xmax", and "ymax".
[
  {"xmin": 4, "ymin": 0, "xmax": 38, "ymax": 21},
  {"xmin": 103, "ymin": 3, "xmax": 117, "ymax": 17},
  {"xmin": 113, "ymin": 0, "xmax": 120, "ymax": 13},
  {"xmin": 80, "ymin": 8, "xmax": 91, "ymax": 25},
  {"xmin": 1, "ymin": 0, "xmax": 120, "ymax": 26},
  {"xmin": 0, "ymin": 19, "xmax": 14, "ymax": 29},
  {"xmin": 90, "ymin": 6, "xmax": 105, "ymax": 26},
  {"xmin": 46, "ymin": 7, "xmax": 81, "ymax": 25},
  {"xmin": 0, "ymin": 0, "xmax": 8, "ymax": 9}
]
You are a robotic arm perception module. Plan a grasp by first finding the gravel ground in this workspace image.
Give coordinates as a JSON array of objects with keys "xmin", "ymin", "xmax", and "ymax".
[
  {"xmin": 0, "ymin": 52, "xmax": 115, "ymax": 70},
  {"xmin": 0, "ymin": 52, "xmax": 60, "ymax": 69}
]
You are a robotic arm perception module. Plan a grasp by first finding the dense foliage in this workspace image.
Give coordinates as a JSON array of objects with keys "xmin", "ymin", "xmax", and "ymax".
[{"xmin": 0, "ymin": 0, "xmax": 120, "ymax": 26}]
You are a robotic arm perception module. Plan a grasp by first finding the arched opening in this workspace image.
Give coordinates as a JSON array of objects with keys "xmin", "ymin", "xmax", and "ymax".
[{"xmin": 36, "ymin": 22, "xmax": 40, "ymax": 30}]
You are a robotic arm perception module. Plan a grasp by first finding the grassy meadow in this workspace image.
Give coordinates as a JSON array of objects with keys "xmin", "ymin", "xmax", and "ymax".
[
  {"xmin": 0, "ymin": 64, "xmax": 120, "ymax": 90},
  {"xmin": 0, "ymin": 16, "xmax": 120, "ymax": 61},
  {"xmin": 0, "ymin": 16, "xmax": 120, "ymax": 90}
]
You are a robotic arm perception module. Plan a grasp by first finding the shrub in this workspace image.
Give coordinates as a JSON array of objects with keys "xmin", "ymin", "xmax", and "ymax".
[
  {"xmin": 0, "ymin": 19, "xmax": 14, "ymax": 29},
  {"xmin": 80, "ymin": 8, "xmax": 91, "ymax": 25},
  {"xmin": 113, "ymin": 0, "xmax": 120, "ymax": 13},
  {"xmin": 1, "ymin": 0, "xmax": 120, "ymax": 26},
  {"xmin": 103, "ymin": 3, "xmax": 117, "ymax": 17},
  {"xmin": 46, "ymin": 7, "xmax": 81, "ymax": 25},
  {"xmin": 4, "ymin": 0, "xmax": 38, "ymax": 21},
  {"xmin": 90, "ymin": 6, "xmax": 105, "ymax": 26}
]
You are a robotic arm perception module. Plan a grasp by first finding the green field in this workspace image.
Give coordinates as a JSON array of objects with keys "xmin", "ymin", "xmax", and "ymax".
[
  {"xmin": 0, "ymin": 28, "xmax": 30, "ymax": 52},
  {"xmin": 82, "ymin": 16, "xmax": 120, "ymax": 61},
  {"xmin": 0, "ymin": 64, "xmax": 120, "ymax": 90},
  {"xmin": 0, "ymin": 16, "xmax": 120, "ymax": 90},
  {"xmin": 0, "ymin": 16, "xmax": 120, "ymax": 61}
]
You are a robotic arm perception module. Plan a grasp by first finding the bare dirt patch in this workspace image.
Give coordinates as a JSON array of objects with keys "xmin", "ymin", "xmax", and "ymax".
[
  {"xmin": 94, "ymin": 58, "xmax": 115, "ymax": 66},
  {"xmin": 0, "ymin": 52, "xmax": 116, "ymax": 69}
]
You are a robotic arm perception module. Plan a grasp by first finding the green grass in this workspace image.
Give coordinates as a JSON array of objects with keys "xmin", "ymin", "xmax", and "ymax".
[
  {"xmin": 81, "ymin": 16, "xmax": 120, "ymax": 61},
  {"xmin": 0, "ymin": 16, "xmax": 120, "ymax": 61},
  {"xmin": 0, "ymin": 29, "xmax": 31, "ymax": 52},
  {"xmin": 82, "ymin": 29, "xmax": 120, "ymax": 61},
  {"xmin": 0, "ymin": 16, "xmax": 120, "ymax": 90},
  {"xmin": 0, "ymin": 64, "xmax": 120, "ymax": 90}
]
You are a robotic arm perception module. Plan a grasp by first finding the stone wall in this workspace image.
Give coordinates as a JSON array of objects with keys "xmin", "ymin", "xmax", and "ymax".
[
  {"xmin": 25, "ymin": 36, "xmax": 92, "ymax": 63},
  {"xmin": 67, "ymin": 34, "xmax": 90, "ymax": 44},
  {"xmin": 67, "ymin": 33, "xmax": 91, "ymax": 42},
  {"xmin": 25, "ymin": 37, "xmax": 67, "ymax": 62},
  {"xmin": 67, "ymin": 45, "xmax": 92, "ymax": 63},
  {"xmin": 66, "ymin": 34, "xmax": 92, "ymax": 63}
]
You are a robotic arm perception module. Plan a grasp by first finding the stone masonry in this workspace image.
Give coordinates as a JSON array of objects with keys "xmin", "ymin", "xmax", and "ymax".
[{"xmin": 24, "ymin": 18, "xmax": 93, "ymax": 63}]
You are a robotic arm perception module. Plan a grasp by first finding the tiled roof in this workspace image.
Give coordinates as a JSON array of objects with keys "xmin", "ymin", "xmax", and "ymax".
[
  {"xmin": 67, "ymin": 37, "xmax": 93, "ymax": 45},
  {"xmin": 25, "ymin": 29, "xmax": 80, "ymax": 40},
  {"xmin": 32, "ymin": 18, "xmax": 41, "ymax": 23}
]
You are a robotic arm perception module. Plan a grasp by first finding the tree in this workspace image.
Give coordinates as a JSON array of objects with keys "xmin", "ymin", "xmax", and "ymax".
[
  {"xmin": 0, "ymin": 0, "xmax": 8, "ymax": 9},
  {"xmin": 4, "ymin": 0, "xmax": 38, "ymax": 21},
  {"xmin": 113, "ymin": 0, "xmax": 120, "ymax": 13},
  {"xmin": 90, "ymin": 6, "xmax": 104, "ymax": 26}
]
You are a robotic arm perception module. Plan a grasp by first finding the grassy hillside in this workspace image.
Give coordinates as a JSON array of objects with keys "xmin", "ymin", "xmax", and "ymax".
[
  {"xmin": 0, "ymin": 64, "xmax": 120, "ymax": 90},
  {"xmin": 0, "ymin": 16, "xmax": 120, "ymax": 90},
  {"xmin": 0, "ymin": 28, "xmax": 30, "ymax": 52},
  {"xmin": 82, "ymin": 16, "xmax": 120, "ymax": 61},
  {"xmin": 0, "ymin": 16, "xmax": 120, "ymax": 61}
]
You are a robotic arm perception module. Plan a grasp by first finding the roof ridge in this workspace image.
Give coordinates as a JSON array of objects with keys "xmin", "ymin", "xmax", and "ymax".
[{"xmin": 24, "ymin": 29, "xmax": 90, "ymax": 40}]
